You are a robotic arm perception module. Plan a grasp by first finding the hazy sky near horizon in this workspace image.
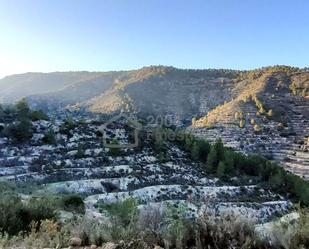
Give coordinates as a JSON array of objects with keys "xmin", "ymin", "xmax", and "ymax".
[{"xmin": 0, "ymin": 0, "xmax": 308, "ymax": 79}]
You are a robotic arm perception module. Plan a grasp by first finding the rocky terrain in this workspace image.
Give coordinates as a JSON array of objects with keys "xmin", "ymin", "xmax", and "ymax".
[
  {"xmin": 0, "ymin": 65, "xmax": 308, "ymax": 179},
  {"xmin": 0, "ymin": 99, "xmax": 308, "ymax": 248},
  {"xmin": 0, "ymin": 116, "xmax": 292, "ymax": 223}
]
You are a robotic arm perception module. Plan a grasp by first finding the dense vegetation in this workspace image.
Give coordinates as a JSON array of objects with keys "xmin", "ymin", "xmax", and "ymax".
[
  {"xmin": 1, "ymin": 195, "xmax": 308, "ymax": 248},
  {"xmin": 0, "ymin": 99, "xmax": 48, "ymax": 142},
  {"xmin": 0, "ymin": 182, "xmax": 84, "ymax": 236}
]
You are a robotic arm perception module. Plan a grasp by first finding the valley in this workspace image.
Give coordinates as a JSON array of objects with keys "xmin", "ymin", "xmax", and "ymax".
[{"xmin": 0, "ymin": 65, "xmax": 308, "ymax": 248}]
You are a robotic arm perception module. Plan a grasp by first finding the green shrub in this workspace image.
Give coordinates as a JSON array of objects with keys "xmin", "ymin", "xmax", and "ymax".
[
  {"xmin": 0, "ymin": 191, "xmax": 85, "ymax": 236},
  {"xmin": 61, "ymin": 195, "xmax": 85, "ymax": 214},
  {"xmin": 3, "ymin": 119, "xmax": 33, "ymax": 142},
  {"xmin": 0, "ymin": 100, "xmax": 49, "ymax": 143},
  {"xmin": 163, "ymin": 203, "xmax": 190, "ymax": 248},
  {"xmin": 76, "ymin": 144, "xmax": 85, "ymax": 158},
  {"xmin": 101, "ymin": 198, "xmax": 138, "ymax": 226},
  {"xmin": 59, "ymin": 116, "xmax": 75, "ymax": 135},
  {"xmin": 108, "ymin": 139, "xmax": 121, "ymax": 156},
  {"xmin": 42, "ymin": 128, "xmax": 56, "ymax": 144},
  {"xmin": 196, "ymin": 210, "xmax": 261, "ymax": 248},
  {"xmin": 15, "ymin": 99, "xmax": 31, "ymax": 118},
  {"xmin": 0, "ymin": 194, "xmax": 25, "ymax": 235},
  {"xmin": 29, "ymin": 110, "xmax": 49, "ymax": 121}
]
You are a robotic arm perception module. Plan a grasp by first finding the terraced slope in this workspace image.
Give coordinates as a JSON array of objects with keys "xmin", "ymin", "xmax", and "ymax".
[
  {"xmin": 1, "ymin": 66, "xmax": 308, "ymax": 178},
  {"xmin": 0, "ymin": 118, "xmax": 292, "ymax": 223},
  {"xmin": 192, "ymin": 68, "xmax": 309, "ymax": 178}
]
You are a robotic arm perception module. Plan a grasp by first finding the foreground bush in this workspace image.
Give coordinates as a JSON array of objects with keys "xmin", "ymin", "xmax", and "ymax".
[
  {"xmin": 0, "ymin": 190, "xmax": 84, "ymax": 236},
  {"xmin": 1, "ymin": 199, "xmax": 309, "ymax": 249}
]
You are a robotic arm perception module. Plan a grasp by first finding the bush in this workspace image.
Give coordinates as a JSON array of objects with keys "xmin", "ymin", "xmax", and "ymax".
[
  {"xmin": 29, "ymin": 110, "xmax": 49, "ymax": 121},
  {"xmin": 76, "ymin": 144, "xmax": 85, "ymax": 158},
  {"xmin": 0, "ymin": 191, "xmax": 85, "ymax": 236},
  {"xmin": 254, "ymin": 124, "xmax": 262, "ymax": 133},
  {"xmin": 239, "ymin": 119, "xmax": 245, "ymax": 128},
  {"xmin": 15, "ymin": 99, "xmax": 31, "ymax": 118},
  {"xmin": 92, "ymin": 198, "xmax": 140, "ymax": 242},
  {"xmin": 3, "ymin": 119, "xmax": 33, "ymax": 142},
  {"xmin": 162, "ymin": 203, "xmax": 191, "ymax": 248},
  {"xmin": 0, "ymin": 194, "xmax": 25, "ymax": 235},
  {"xmin": 101, "ymin": 198, "xmax": 138, "ymax": 226},
  {"xmin": 61, "ymin": 195, "xmax": 85, "ymax": 214},
  {"xmin": 196, "ymin": 209, "xmax": 262, "ymax": 248},
  {"xmin": 59, "ymin": 116, "xmax": 75, "ymax": 135},
  {"xmin": 42, "ymin": 128, "xmax": 56, "ymax": 144},
  {"xmin": 269, "ymin": 207, "xmax": 309, "ymax": 249},
  {"xmin": 108, "ymin": 139, "xmax": 121, "ymax": 157},
  {"xmin": 0, "ymin": 100, "xmax": 49, "ymax": 143}
]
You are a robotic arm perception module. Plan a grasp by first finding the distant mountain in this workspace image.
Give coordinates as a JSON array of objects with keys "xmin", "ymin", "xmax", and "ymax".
[
  {"xmin": 0, "ymin": 71, "xmax": 108, "ymax": 103},
  {"xmin": 0, "ymin": 66, "xmax": 242, "ymax": 118}
]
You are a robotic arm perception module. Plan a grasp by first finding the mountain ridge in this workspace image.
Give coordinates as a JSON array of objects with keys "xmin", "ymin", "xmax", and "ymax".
[{"xmin": 0, "ymin": 65, "xmax": 308, "ymax": 178}]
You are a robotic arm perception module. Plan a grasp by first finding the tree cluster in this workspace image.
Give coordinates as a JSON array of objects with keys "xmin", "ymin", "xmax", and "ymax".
[
  {"xmin": 0, "ymin": 99, "xmax": 48, "ymax": 142},
  {"xmin": 160, "ymin": 129, "xmax": 309, "ymax": 206}
]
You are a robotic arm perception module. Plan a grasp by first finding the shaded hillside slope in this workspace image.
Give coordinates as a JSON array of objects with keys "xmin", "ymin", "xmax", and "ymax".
[{"xmin": 0, "ymin": 71, "xmax": 106, "ymax": 103}]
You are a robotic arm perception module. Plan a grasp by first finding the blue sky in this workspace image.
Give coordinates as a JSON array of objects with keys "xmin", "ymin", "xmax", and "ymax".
[{"xmin": 0, "ymin": 0, "xmax": 308, "ymax": 78}]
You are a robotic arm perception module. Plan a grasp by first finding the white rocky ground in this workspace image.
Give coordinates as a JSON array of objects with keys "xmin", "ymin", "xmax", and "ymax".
[{"xmin": 0, "ymin": 118, "xmax": 294, "ymax": 225}]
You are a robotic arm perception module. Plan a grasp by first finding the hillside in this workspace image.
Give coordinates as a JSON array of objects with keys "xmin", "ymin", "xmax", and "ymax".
[
  {"xmin": 0, "ymin": 77, "xmax": 309, "ymax": 248},
  {"xmin": 1, "ymin": 103, "xmax": 308, "ymax": 248},
  {"xmin": 191, "ymin": 66, "xmax": 309, "ymax": 178},
  {"xmin": 0, "ymin": 66, "xmax": 308, "ymax": 178},
  {"xmin": 0, "ymin": 72, "xmax": 107, "ymax": 103},
  {"xmin": 0, "ymin": 67, "xmax": 235, "ymax": 118}
]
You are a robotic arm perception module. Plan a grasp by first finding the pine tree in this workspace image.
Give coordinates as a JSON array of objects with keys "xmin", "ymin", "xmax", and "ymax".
[
  {"xmin": 217, "ymin": 161, "xmax": 226, "ymax": 179},
  {"xmin": 191, "ymin": 142, "xmax": 200, "ymax": 161},
  {"xmin": 224, "ymin": 150, "xmax": 235, "ymax": 175},
  {"xmin": 199, "ymin": 140, "xmax": 211, "ymax": 162},
  {"xmin": 206, "ymin": 146, "xmax": 217, "ymax": 174},
  {"xmin": 214, "ymin": 139, "xmax": 225, "ymax": 162},
  {"xmin": 43, "ymin": 128, "xmax": 56, "ymax": 144},
  {"xmin": 15, "ymin": 99, "xmax": 30, "ymax": 118}
]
